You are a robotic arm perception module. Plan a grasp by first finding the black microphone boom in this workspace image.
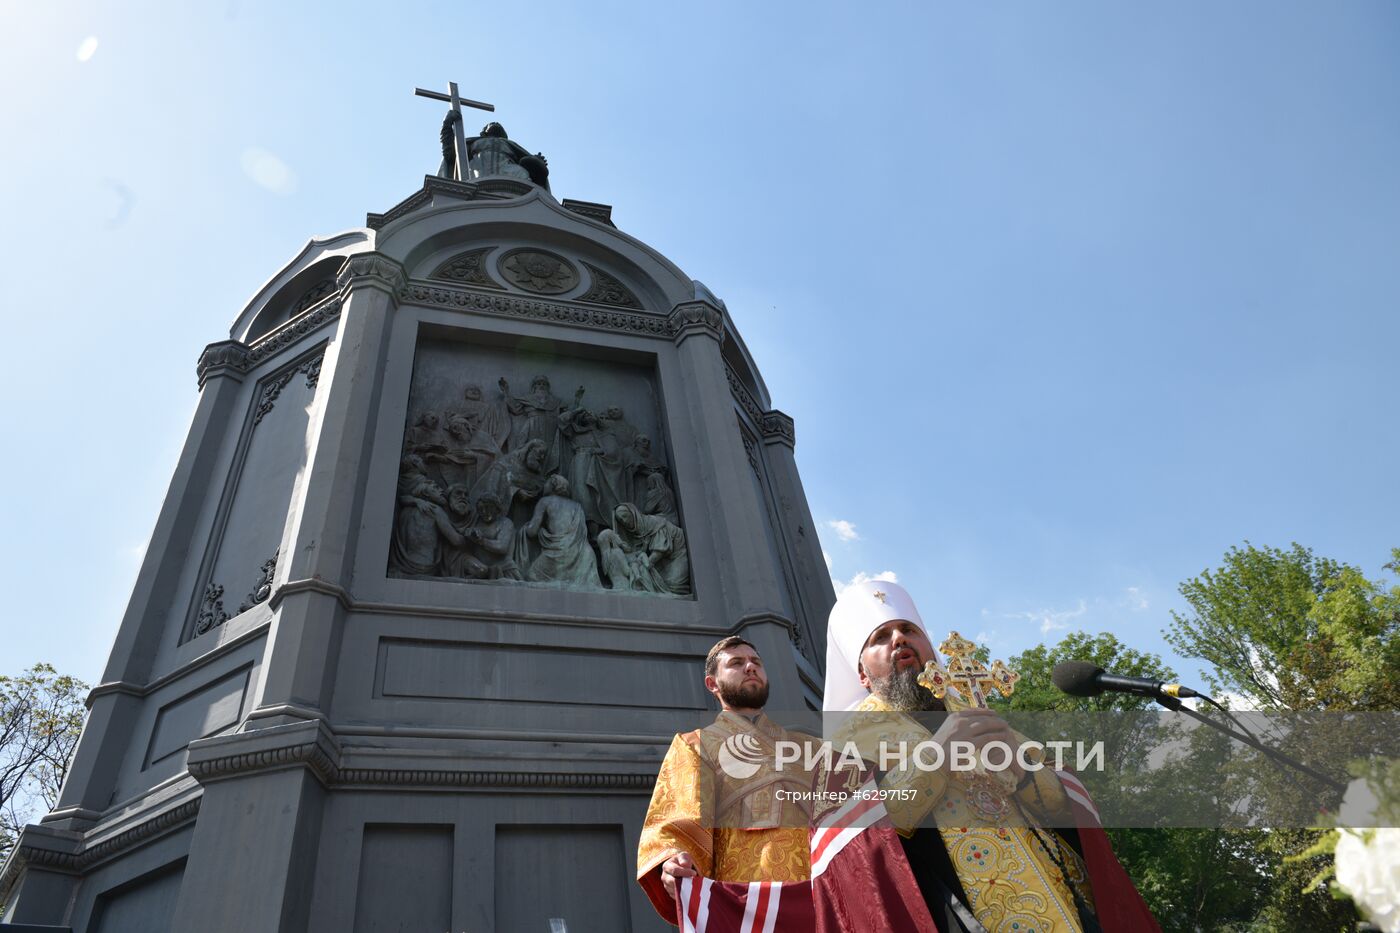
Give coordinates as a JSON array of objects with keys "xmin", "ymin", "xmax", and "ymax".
[{"xmin": 1051, "ymin": 661, "xmax": 1200, "ymax": 701}]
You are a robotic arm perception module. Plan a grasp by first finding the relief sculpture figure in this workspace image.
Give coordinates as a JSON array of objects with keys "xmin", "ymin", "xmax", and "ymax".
[
  {"xmin": 561, "ymin": 405, "xmax": 625, "ymax": 534},
  {"xmin": 404, "ymin": 412, "xmax": 447, "ymax": 460},
  {"xmin": 518, "ymin": 474, "xmax": 601, "ymax": 588},
  {"xmin": 458, "ymin": 495, "xmax": 520, "ymax": 581},
  {"xmin": 470, "ymin": 438, "xmax": 549, "ymax": 514},
  {"xmin": 437, "ymin": 484, "xmax": 478, "ymax": 578},
  {"xmin": 390, "ymin": 476, "xmax": 454, "ymax": 576},
  {"xmin": 599, "ymin": 503, "xmax": 691, "ymax": 596},
  {"xmin": 502, "ymin": 376, "xmax": 572, "ymax": 475},
  {"xmin": 394, "ymin": 365, "xmax": 687, "ymax": 596}
]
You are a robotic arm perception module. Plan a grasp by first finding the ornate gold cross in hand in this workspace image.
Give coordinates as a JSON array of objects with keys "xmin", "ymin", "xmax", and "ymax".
[{"xmin": 916, "ymin": 631, "xmax": 1020, "ymax": 709}]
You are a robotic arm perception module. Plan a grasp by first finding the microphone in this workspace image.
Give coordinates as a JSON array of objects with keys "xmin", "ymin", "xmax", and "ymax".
[{"xmin": 1052, "ymin": 661, "xmax": 1200, "ymax": 701}]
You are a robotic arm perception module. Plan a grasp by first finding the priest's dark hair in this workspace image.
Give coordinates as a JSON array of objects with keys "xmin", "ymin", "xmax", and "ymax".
[{"xmin": 704, "ymin": 636, "xmax": 758, "ymax": 678}]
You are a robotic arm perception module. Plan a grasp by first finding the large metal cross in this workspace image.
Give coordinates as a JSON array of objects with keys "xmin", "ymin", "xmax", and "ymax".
[
  {"xmin": 414, "ymin": 82, "xmax": 495, "ymax": 181},
  {"xmin": 917, "ymin": 631, "xmax": 1020, "ymax": 709}
]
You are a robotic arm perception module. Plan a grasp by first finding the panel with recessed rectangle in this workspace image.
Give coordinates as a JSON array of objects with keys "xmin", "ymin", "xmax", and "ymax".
[
  {"xmin": 495, "ymin": 825, "xmax": 629, "ymax": 933},
  {"xmin": 352, "ymin": 824, "xmax": 453, "ymax": 933},
  {"xmin": 143, "ymin": 667, "xmax": 251, "ymax": 768},
  {"xmin": 376, "ymin": 637, "xmax": 708, "ymax": 709}
]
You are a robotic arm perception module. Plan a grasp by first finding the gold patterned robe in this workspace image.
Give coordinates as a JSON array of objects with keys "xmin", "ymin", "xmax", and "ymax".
[
  {"xmin": 840, "ymin": 693, "xmax": 1096, "ymax": 933},
  {"xmin": 636, "ymin": 712, "xmax": 814, "ymax": 923}
]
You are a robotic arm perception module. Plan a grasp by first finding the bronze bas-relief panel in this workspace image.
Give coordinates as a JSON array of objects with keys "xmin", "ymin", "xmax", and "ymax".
[{"xmin": 389, "ymin": 337, "xmax": 690, "ymax": 597}]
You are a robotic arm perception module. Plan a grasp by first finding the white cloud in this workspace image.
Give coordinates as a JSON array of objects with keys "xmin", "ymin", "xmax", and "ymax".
[
  {"xmin": 825, "ymin": 519, "xmax": 860, "ymax": 542},
  {"xmin": 76, "ymin": 37, "xmax": 99, "ymax": 62},
  {"xmin": 241, "ymin": 147, "xmax": 298, "ymax": 195},
  {"xmin": 973, "ymin": 631, "xmax": 992, "ymax": 645},
  {"xmin": 832, "ymin": 569, "xmax": 898, "ymax": 597},
  {"xmin": 1124, "ymin": 586, "xmax": 1149, "ymax": 611},
  {"xmin": 1003, "ymin": 600, "xmax": 1088, "ymax": 636},
  {"xmin": 821, "ymin": 550, "xmax": 833, "ymax": 571}
]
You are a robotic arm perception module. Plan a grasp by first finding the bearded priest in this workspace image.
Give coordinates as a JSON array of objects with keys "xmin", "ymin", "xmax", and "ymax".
[
  {"xmin": 824, "ymin": 580, "xmax": 1160, "ymax": 933},
  {"xmin": 636, "ymin": 636, "xmax": 818, "ymax": 924}
]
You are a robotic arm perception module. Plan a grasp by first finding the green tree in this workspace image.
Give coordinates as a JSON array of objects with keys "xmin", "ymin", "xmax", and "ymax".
[
  {"xmin": 1162, "ymin": 542, "xmax": 1399, "ymax": 931},
  {"xmin": 1, "ymin": 663, "xmax": 88, "ymax": 861},
  {"xmin": 996, "ymin": 630, "xmax": 1177, "ymax": 712},
  {"xmin": 995, "ymin": 628, "xmax": 1362, "ymax": 931},
  {"xmin": 1166, "ymin": 543, "xmax": 1400, "ymax": 712}
]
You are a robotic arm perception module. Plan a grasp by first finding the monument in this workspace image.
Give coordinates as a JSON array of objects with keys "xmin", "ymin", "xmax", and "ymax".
[{"xmin": 0, "ymin": 88, "xmax": 832, "ymax": 932}]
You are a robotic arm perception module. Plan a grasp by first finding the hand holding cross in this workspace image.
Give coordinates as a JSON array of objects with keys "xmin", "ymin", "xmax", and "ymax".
[{"xmin": 415, "ymin": 82, "xmax": 495, "ymax": 181}]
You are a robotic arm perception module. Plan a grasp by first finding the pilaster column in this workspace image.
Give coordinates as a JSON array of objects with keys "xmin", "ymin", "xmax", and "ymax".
[
  {"xmin": 667, "ymin": 301, "xmax": 803, "ymax": 708},
  {"xmin": 758, "ymin": 410, "xmax": 835, "ymax": 658},
  {"xmin": 45, "ymin": 341, "xmax": 253, "ymax": 829},
  {"xmin": 171, "ymin": 722, "xmax": 339, "ymax": 932},
  {"xmin": 246, "ymin": 253, "xmax": 406, "ymax": 728}
]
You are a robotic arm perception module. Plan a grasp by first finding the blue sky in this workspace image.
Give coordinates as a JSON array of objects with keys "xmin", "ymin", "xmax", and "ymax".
[{"xmin": 2, "ymin": 1, "xmax": 1397, "ymax": 691}]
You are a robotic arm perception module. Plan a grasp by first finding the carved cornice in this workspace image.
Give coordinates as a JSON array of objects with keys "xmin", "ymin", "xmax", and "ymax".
[
  {"xmin": 366, "ymin": 186, "xmax": 434, "ymax": 230},
  {"xmin": 759, "ymin": 410, "xmax": 796, "ymax": 449},
  {"xmin": 184, "ymin": 718, "xmax": 660, "ymax": 795},
  {"xmin": 187, "ymin": 721, "xmax": 340, "ymax": 788},
  {"xmin": 245, "ymin": 295, "xmax": 341, "ymax": 366},
  {"xmin": 196, "ymin": 340, "xmax": 250, "ymax": 388},
  {"xmin": 336, "ymin": 252, "xmax": 408, "ymax": 295},
  {"xmin": 366, "ymin": 176, "xmax": 536, "ymax": 229},
  {"xmin": 732, "ymin": 610, "xmax": 802, "ymax": 649},
  {"xmin": 335, "ymin": 769, "xmax": 655, "ymax": 791},
  {"xmin": 402, "ymin": 282, "xmax": 671, "ymax": 338},
  {"xmin": 668, "ymin": 301, "xmax": 725, "ymax": 346},
  {"xmin": 268, "ymin": 576, "xmax": 353, "ymax": 611},
  {"xmin": 197, "ymin": 297, "xmax": 339, "ymax": 386},
  {"xmin": 725, "ymin": 361, "xmax": 763, "ymax": 425},
  {"xmin": 561, "ymin": 198, "xmax": 616, "ymax": 228},
  {"xmin": 0, "ymin": 798, "xmax": 201, "ymax": 897}
]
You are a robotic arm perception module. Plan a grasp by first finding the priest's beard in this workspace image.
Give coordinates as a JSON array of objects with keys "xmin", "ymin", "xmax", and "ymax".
[
  {"xmin": 718, "ymin": 680, "xmax": 770, "ymax": 710},
  {"xmin": 869, "ymin": 666, "xmax": 943, "ymax": 712}
]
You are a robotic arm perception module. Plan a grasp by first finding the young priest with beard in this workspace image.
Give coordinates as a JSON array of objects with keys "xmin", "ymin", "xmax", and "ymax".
[
  {"xmin": 636, "ymin": 636, "xmax": 818, "ymax": 924},
  {"xmin": 825, "ymin": 580, "xmax": 1159, "ymax": 933}
]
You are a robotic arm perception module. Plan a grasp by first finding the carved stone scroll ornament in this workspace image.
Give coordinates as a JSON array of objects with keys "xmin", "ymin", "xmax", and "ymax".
[
  {"xmin": 194, "ymin": 584, "xmax": 228, "ymax": 636},
  {"xmin": 578, "ymin": 262, "xmax": 642, "ymax": 309},
  {"xmin": 293, "ymin": 278, "xmax": 337, "ymax": 315},
  {"xmin": 429, "ymin": 247, "xmax": 502, "ymax": 289},
  {"xmin": 237, "ymin": 549, "xmax": 279, "ymax": 614},
  {"xmin": 253, "ymin": 356, "xmax": 323, "ymax": 426},
  {"xmin": 499, "ymin": 249, "xmax": 579, "ymax": 295}
]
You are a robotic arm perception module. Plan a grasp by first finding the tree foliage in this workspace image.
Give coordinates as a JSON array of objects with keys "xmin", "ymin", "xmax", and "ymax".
[
  {"xmin": 1166, "ymin": 542, "xmax": 1400, "ymax": 711},
  {"xmin": 0, "ymin": 663, "xmax": 88, "ymax": 861},
  {"xmin": 995, "ymin": 630, "xmax": 1177, "ymax": 712}
]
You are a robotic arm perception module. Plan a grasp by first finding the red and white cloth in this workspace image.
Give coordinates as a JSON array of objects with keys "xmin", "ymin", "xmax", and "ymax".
[{"xmin": 676, "ymin": 781, "xmax": 936, "ymax": 933}]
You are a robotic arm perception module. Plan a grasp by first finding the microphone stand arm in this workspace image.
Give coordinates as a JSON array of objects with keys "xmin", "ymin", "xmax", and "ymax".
[{"xmin": 1154, "ymin": 695, "xmax": 1347, "ymax": 794}]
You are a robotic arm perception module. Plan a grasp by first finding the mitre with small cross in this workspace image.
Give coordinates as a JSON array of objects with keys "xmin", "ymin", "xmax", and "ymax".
[{"xmin": 823, "ymin": 578, "xmax": 935, "ymax": 711}]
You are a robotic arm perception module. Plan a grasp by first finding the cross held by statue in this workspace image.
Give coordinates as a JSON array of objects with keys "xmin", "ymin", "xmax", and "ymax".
[
  {"xmin": 415, "ymin": 82, "xmax": 495, "ymax": 182},
  {"xmin": 917, "ymin": 631, "xmax": 1020, "ymax": 709}
]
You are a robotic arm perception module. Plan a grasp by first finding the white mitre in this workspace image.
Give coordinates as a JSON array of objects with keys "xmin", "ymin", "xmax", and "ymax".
[{"xmin": 823, "ymin": 579, "xmax": 929, "ymax": 711}]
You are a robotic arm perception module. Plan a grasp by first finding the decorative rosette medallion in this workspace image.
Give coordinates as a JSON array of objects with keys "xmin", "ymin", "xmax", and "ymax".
[{"xmin": 499, "ymin": 248, "xmax": 579, "ymax": 295}]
